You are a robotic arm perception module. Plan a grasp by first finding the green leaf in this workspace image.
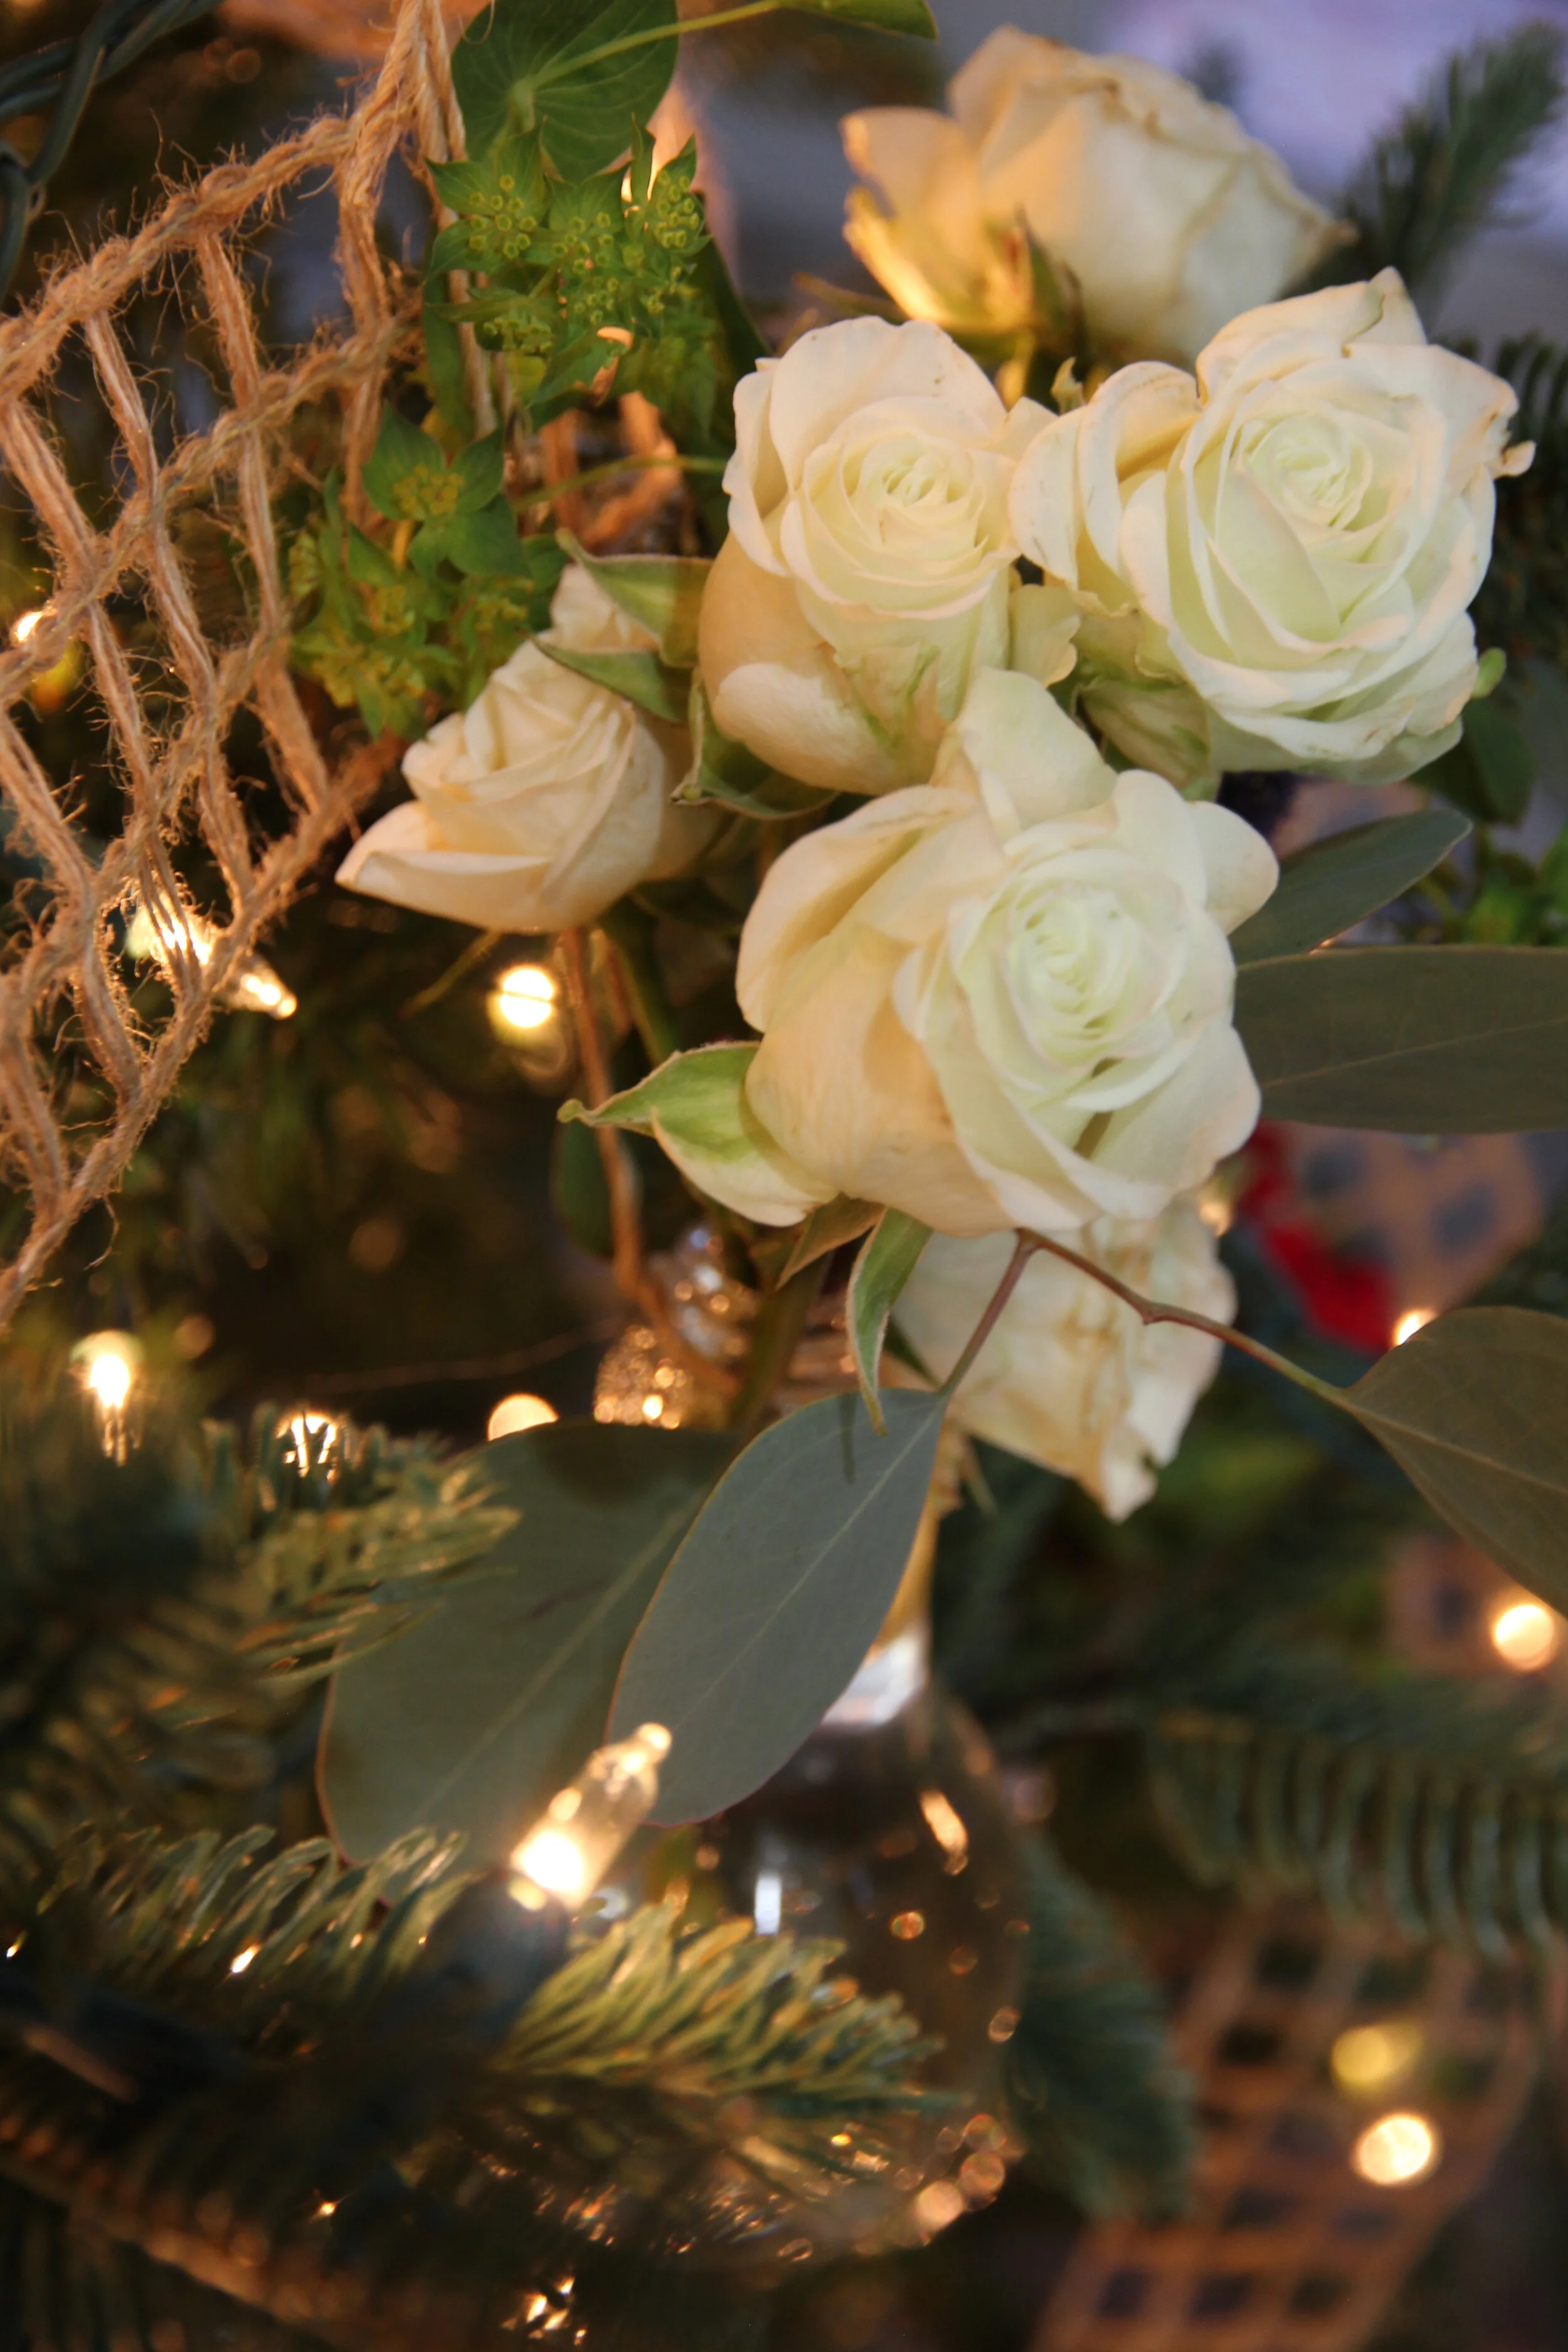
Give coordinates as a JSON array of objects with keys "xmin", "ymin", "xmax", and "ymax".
[
  {"xmin": 454, "ymin": 432, "xmax": 506, "ymax": 511},
  {"xmin": 608, "ymin": 1389, "xmax": 947, "ymax": 1823},
  {"xmin": 320, "ymin": 1422, "xmax": 729, "ymax": 1864},
  {"xmin": 1422, "ymin": 695, "xmax": 1535, "ymax": 824},
  {"xmin": 362, "ymin": 408, "xmax": 450, "ymax": 523},
  {"xmin": 536, "ymin": 641, "xmax": 688, "ymax": 723},
  {"xmin": 421, "ymin": 285, "xmax": 475, "ymax": 437},
  {"xmin": 1342, "ymin": 1306, "xmax": 1568, "ymax": 1611},
  {"xmin": 1005, "ymin": 1838, "xmax": 1194, "ymax": 2220},
  {"xmin": 680, "ymin": 679, "xmax": 839, "ymax": 818},
  {"xmin": 562, "ymin": 1044, "xmax": 836, "ymax": 1226},
  {"xmin": 1229, "ymin": 809, "xmax": 1470, "ymax": 966},
  {"xmin": 847, "ymin": 1210, "xmax": 931, "ymax": 1430},
  {"xmin": 790, "ymin": 0, "xmax": 936, "ymax": 26},
  {"xmin": 1236, "ymin": 945, "xmax": 1568, "ymax": 1130},
  {"xmin": 452, "ymin": 0, "xmax": 678, "ymax": 178},
  {"xmin": 758, "ymin": 1195, "xmax": 880, "ymax": 1285},
  {"xmin": 444, "ymin": 497, "xmax": 528, "ymax": 578},
  {"xmin": 558, "ymin": 532, "xmax": 709, "ymax": 667}
]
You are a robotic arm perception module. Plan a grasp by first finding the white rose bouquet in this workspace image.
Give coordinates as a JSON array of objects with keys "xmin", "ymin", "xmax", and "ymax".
[{"xmin": 288, "ymin": 0, "xmax": 1568, "ymax": 2211}]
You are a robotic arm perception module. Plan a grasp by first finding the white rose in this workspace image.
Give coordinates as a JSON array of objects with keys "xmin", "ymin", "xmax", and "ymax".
[
  {"xmin": 734, "ymin": 667, "xmax": 1275, "ymax": 1236},
  {"xmin": 899, "ymin": 1204, "xmax": 1233, "ymax": 1519},
  {"xmin": 697, "ymin": 316, "xmax": 1048, "ymax": 795},
  {"xmin": 337, "ymin": 565, "xmax": 710, "ymax": 933},
  {"xmin": 1010, "ymin": 273, "xmax": 1534, "ymax": 786},
  {"xmin": 844, "ymin": 31, "xmax": 1341, "ymax": 366}
]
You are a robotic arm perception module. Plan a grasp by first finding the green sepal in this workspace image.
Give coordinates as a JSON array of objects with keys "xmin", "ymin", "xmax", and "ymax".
[
  {"xmin": 534, "ymin": 640, "xmax": 687, "ymax": 722},
  {"xmin": 561, "ymin": 1044, "xmax": 834, "ymax": 1227},
  {"xmin": 558, "ymin": 531, "xmax": 709, "ymax": 666},
  {"xmin": 679, "ymin": 679, "xmax": 839, "ymax": 818},
  {"xmin": 847, "ymin": 1209, "xmax": 932, "ymax": 1431}
]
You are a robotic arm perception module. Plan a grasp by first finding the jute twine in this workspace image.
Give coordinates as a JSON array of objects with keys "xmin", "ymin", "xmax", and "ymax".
[{"xmin": 0, "ymin": 0, "xmax": 474, "ymax": 1332}]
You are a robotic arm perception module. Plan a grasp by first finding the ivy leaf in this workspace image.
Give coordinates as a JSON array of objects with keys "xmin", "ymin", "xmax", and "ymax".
[
  {"xmin": 1236, "ymin": 945, "xmax": 1568, "ymax": 1130},
  {"xmin": 562, "ymin": 1043, "xmax": 836, "ymax": 1227},
  {"xmin": 536, "ymin": 641, "xmax": 688, "ymax": 722},
  {"xmin": 453, "ymin": 0, "xmax": 679, "ymax": 178},
  {"xmin": 320, "ymin": 1422, "xmax": 729, "ymax": 1863},
  {"xmin": 608, "ymin": 1389, "xmax": 947, "ymax": 1823},
  {"xmin": 847, "ymin": 1210, "xmax": 931, "ymax": 1429},
  {"xmin": 1230, "ymin": 808, "xmax": 1471, "ymax": 965},
  {"xmin": 1344, "ymin": 1306, "xmax": 1568, "ymax": 1609},
  {"xmin": 558, "ymin": 532, "xmax": 709, "ymax": 667},
  {"xmin": 679, "ymin": 680, "xmax": 839, "ymax": 818}
]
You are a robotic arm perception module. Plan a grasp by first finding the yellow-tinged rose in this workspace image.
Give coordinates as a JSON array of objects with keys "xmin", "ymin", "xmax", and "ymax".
[
  {"xmin": 697, "ymin": 316, "xmax": 1049, "ymax": 795},
  {"xmin": 337, "ymin": 566, "xmax": 709, "ymax": 933},
  {"xmin": 844, "ymin": 31, "xmax": 1340, "ymax": 364},
  {"xmin": 898, "ymin": 1205, "xmax": 1233, "ymax": 1518},
  {"xmin": 731, "ymin": 668, "xmax": 1275, "ymax": 1236},
  {"xmin": 1010, "ymin": 272, "xmax": 1534, "ymax": 788}
]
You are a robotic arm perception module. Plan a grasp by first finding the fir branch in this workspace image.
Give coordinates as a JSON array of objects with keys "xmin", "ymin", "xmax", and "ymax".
[
  {"xmin": 1002, "ymin": 1836, "xmax": 1194, "ymax": 2222},
  {"xmin": 1148, "ymin": 1648, "xmax": 1568, "ymax": 1955},
  {"xmin": 1323, "ymin": 23, "xmax": 1567, "ymax": 299},
  {"xmin": 1472, "ymin": 332, "xmax": 1568, "ymax": 670}
]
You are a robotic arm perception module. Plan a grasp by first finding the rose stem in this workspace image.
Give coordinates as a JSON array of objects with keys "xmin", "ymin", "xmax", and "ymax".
[
  {"xmin": 728, "ymin": 1256, "xmax": 826, "ymax": 1438},
  {"xmin": 940, "ymin": 1233, "xmax": 1037, "ymax": 1397},
  {"xmin": 559, "ymin": 926, "xmax": 648, "ymax": 1312}
]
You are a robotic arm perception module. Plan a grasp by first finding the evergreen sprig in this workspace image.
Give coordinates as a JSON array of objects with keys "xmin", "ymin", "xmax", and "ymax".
[
  {"xmin": 1149, "ymin": 1651, "xmax": 1568, "ymax": 1955},
  {"xmin": 1322, "ymin": 22, "xmax": 1567, "ymax": 299}
]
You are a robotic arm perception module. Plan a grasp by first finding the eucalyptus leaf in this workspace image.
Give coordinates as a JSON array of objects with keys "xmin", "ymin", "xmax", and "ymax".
[
  {"xmin": 790, "ymin": 0, "xmax": 937, "ymax": 28},
  {"xmin": 1229, "ymin": 809, "xmax": 1470, "ymax": 966},
  {"xmin": 847, "ymin": 1210, "xmax": 931, "ymax": 1429},
  {"xmin": 610, "ymin": 1389, "xmax": 947, "ymax": 1823},
  {"xmin": 1344, "ymin": 1308, "xmax": 1568, "ymax": 1608},
  {"xmin": 559, "ymin": 533, "xmax": 709, "ymax": 667},
  {"xmin": 1236, "ymin": 945, "xmax": 1568, "ymax": 1130},
  {"xmin": 452, "ymin": 0, "xmax": 678, "ymax": 177},
  {"xmin": 536, "ymin": 641, "xmax": 687, "ymax": 722},
  {"xmin": 320, "ymin": 1423, "xmax": 729, "ymax": 1864}
]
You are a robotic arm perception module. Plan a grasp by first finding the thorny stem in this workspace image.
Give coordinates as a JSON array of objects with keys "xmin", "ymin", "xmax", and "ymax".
[{"xmin": 559, "ymin": 927, "xmax": 647, "ymax": 1311}]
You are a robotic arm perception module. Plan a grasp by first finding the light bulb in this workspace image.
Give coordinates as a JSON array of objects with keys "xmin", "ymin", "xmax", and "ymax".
[
  {"xmin": 1351, "ymin": 2111, "xmax": 1440, "ymax": 2187},
  {"xmin": 72, "ymin": 1332, "xmax": 144, "ymax": 1460},
  {"xmin": 1392, "ymin": 1306, "xmax": 1436, "ymax": 1347},
  {"xmin": 1490, "ymin": 1596, "xmax": 1561, "ymax": 1672},
  {"xmin": 487, "ymin": 1393, "xmax": 559, "ymax": 1441},
  {"xmin": 1331, "ymin": 2019, "xmax": 1423, "ymax": 2097},
  {"xmin": 11, "ymin": 608, "xmax": 46, "ymax": 645},
  {"xmin": 490, "ymin": 963, "xmax": 558, "ymax": 1037},
  {"xmin": 509, "ymin": 1724, "xmax": 672, "ymax": 1911},
  {"xmin": 277, "ymin": 1409, "xmax": 342, "ymax": 1476}
]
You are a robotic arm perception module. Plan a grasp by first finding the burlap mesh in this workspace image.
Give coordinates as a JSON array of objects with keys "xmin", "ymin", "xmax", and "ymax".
[{"xmin": 0, "ymin": 0, "xmax": 476, "ymax": 1330}]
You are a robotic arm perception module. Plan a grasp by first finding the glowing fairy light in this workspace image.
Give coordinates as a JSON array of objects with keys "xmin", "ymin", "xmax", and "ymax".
[
  {"xmin": 72, "ymin": 1331, "xmax": 144, "ymax": 1460},
  {"xmin": 277, "ymin": 1410, "xmax": 342, "ymax": 1478},
  {"xmin": 1490, "ymin": 1596, "xmax": 1562, "ymax": 1671},
  {"xmin": 230, "ymin": 1945, "xmax": 258, "ymax": 1976},
  {"xmin": 1331, "ymin": 2020, "xmax": 1424, "ymax": 2098},
  {"xmin": 1351, "ymin": 2112, "xmax": 1441, "ymax": 2187},
  {"xmin": 509, "ymin": 1724, "xmax": 672, "ymax": 1910},
  {"xmin": 1392, "ymin": 1306, "xmax": 1437, "ymax": 1347},
  {"xmin": 124, "ymin": 900, "xmax": 295, "ymax": 1020},
  {"xmin": 10, "ymin": 608, "xmax": 46, "ymax": 645},
  {"xmin": 487, "ymin": 1393, "xmax": 559, "ymax": 1441},
  {"xmin": 489, "ymin": 963, "xmax": 559, "ymax": 1037}
]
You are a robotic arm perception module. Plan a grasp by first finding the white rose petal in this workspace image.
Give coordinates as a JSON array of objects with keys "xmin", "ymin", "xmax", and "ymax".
[
  {"xmin": 337, "ymin": 565, "xmax": 711, "ymax": 934},
  {"xmin": 1010, "ymin": 271, "xmax": 1533, "ymax": 787},
  {"xmin": 699, "ymin": 317, "xmax": 1049, "ymax": 795},
  {"xmin": 899, "ymin": 1202, "xmax": 1234, "ymax": 1519},
  {"xmin": 844, "ymin": 32, "xmax": 1341, "ymax": 365},
  {"xmin": 736, "ymin": 669, "xmax": 1275, "ymax": 1236}
]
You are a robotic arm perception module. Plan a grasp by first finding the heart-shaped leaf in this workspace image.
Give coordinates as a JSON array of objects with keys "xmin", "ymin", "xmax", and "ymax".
[
  {"xmin": 610, "ymin": 1388, "xmax": 947, "ymax": 1823},
  {"xmin": 1344, "ymin": 1306, "xmax": 1568, "ymax": 1609},
  {"xmin": 320, "ymin": 1422, "xmax": 729, "ymax": 1864},
  {"xmin": 1236, "ymin": 946, "xmax": 1568, "ymax": 1130},
  {"xmin": 452, "ymin": 0, "xmax": 678, "ymax": 176},
  {"xmin": 1229, "ymin": 810, "xmax": 1470, "ymax": 966}
]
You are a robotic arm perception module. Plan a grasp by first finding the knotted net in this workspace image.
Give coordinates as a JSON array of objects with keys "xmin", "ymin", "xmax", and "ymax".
[{"xmin": 0, "ymin": 0, "xmax": 474, "ymax": 1330}]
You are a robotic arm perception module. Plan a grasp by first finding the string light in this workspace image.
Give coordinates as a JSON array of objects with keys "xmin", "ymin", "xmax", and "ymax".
[
  {"xmin": 487, "ymin": 1393, "xmax": 559, "ymax": 1441},
  {"xmin": 1392, "ymin": 1306, "xmax": 1437, "ymax": 1347},
  {"xmin": 11, "ymin": 608, "xmax": 45, "ymax": 644},
  {"xmin": 124, "ymin": 900, "xmax": 297, "ymax": 1020},
  {"xmin": 1351, "ymin": 2111, "xmax": 1441, "ymax": 2186},
  {"xmin": 1489, "ymin": 1594, "xmax": 1562, "ymax": 1672},
  {"xmin": 509, "ymin": 1724, "xmax": 672, "ymax": 1910},
  {"xmin": 1331, "ymin": 2020, "xmax": 1424, "ymax": 2097},
  {"xmin": 276, "ymin": 1409, "xmax": 342, "ymax": 1479},
  {"xmin": 489, "ymin": 963, "xmax": 558, "ymax": 1036},
  {"xmin": 72, "ymin": 1330, "xmax": 143, "ymax": 1459}
]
